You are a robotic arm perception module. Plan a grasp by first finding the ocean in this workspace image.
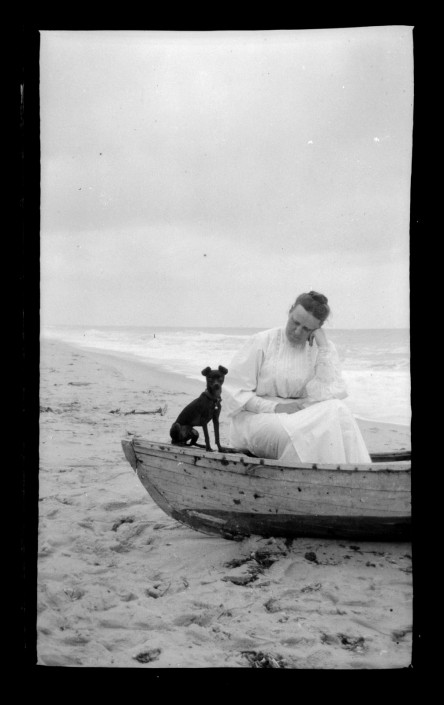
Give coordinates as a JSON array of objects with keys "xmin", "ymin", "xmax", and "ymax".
[{"xmin": 41, "ymin": 325, "xmax": 411, "ymax": 427}]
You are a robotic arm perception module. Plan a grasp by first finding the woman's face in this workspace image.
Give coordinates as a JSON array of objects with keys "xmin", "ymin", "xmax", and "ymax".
[{"xmin": 285, "ymin": 304, "xmax": 321, "ymax": 347}]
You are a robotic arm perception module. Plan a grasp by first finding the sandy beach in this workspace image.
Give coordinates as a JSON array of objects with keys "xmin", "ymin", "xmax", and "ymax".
[{"xmin": 37, "ymin": 338, "xmax": 412, "ymax": 669}]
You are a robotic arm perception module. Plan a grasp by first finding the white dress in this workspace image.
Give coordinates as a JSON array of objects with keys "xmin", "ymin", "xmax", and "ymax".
[{"xmin": 223, "ymin": 327, "xmax": 371, "ymax": 465}]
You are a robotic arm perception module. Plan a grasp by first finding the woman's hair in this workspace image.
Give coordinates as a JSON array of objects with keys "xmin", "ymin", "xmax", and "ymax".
[{"xmin": 289, "ymin": 291, "xmax": 330, "ymax": 324}]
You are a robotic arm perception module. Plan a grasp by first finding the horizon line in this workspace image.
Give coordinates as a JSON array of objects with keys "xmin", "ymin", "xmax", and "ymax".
[{"xmin": 41, "ymin": 323, "xmax": 410, "ymax": 331}]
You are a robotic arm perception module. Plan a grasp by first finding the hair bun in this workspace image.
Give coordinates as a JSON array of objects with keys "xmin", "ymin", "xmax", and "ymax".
[{"xmin": 308, "ymin": 291, "xmax": 328, "ymax": 305}]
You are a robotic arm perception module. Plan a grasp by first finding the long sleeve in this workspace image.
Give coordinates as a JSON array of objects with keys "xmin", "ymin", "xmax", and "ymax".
[
  {"xmin": 223, "ymin": 333, "xmax": 278, "ymax": 417},
  {"xmin": 304, "ymin": 341, "xmax": 348, "ymax": 402}
]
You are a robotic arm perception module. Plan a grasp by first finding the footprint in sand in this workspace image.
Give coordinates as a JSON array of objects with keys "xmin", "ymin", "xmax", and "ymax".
[
  {"xmin": 222, "ymin": 574, "xmax": 259, "ymax": 586},
  {"xmin": 145, "ymin": 586, "xmax": 167, "ymax": 599},
  {"xmin": 102, "ymin": 501, "xmax": 133, "ymax": 511},
  {"xmin": 38, "ymin": 544, "xmax": 54, "ymax": 558},
  {"xmin": 62, "ymin": 633, "xmax": 90, "ymax": 646},
  {"xmin": 172, "ymin": 612, "xmax": 213, "ymax": 628},
  {"xmin": 45, "ymin": 509, "xmax": 59, "ymax": 518},
  {"xmin": 145, "ymin": 577, "xmax": 189, "ymax": 599},
  {"xmin": 118, "ymin": 592, "xmax": 138, "ymax": 602},
  {"xmin": 241, "ymin": 651, "xmax": 287, "ymax": 668},
  {"xmin": 133, "ymin": 648, "xmax": 161, "ymax": 664},
  {"xmin": 391, "ymin": 627, "xmax": 412, "ymax": 643},
  {"xmin": 63, "ymin": 587, "xmax": 85, "ymax": 601},
  {"xmin": 301, "ymin": 582, "xmax": 322, "ymax": 594},
  {"xmin": 281, "ymin": 635, "xmax": 316, "ymax": 647},
  {"xmin": 321, "ymin": 633, "xmax": 366, "ymax": 652},
  {"xmin": 264, "ymin": 597, "xmax": 282, "ymax": 613},
  {"xmin": 111, "ymin": 517, "xmax": 134, "ymax": 531}
]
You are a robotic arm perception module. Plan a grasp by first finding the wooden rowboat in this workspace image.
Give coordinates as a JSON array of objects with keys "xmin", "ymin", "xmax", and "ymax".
[{"xmin": 121, "ymin": 438, "xmax": 411, "ymax": 541}]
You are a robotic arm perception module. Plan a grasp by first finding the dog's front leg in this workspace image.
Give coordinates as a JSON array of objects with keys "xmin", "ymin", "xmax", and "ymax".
[
  {"xmin": 213, "ymin": 416, "xmax": 223, "ymax": 452},
  {"xmin": 202, "ymin": 423, "xmax": 213, "ymax": 452}
]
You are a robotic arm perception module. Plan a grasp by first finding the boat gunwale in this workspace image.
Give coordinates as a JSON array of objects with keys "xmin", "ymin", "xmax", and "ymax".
[{"xmin": 127, "ymin": 437, "xmax": 411, "ymax": 473}]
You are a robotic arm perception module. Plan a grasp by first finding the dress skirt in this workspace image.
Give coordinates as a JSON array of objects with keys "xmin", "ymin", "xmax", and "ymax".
[{"xmin": 229, "ymin": 399, "xmax": 371, "ymax": 464}]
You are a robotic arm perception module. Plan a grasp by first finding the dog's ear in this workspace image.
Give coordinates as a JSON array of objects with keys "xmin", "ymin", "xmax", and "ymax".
[
  {"xmin": 218, "ymin": 365, "xmax": 228, "ymax": 375},
  {"xmin": 201, "ymin": 367, "xmax": 212, "ymax": 376}
]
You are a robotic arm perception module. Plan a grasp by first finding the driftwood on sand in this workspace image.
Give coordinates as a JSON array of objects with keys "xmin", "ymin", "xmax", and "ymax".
[{"xmin": 109, "ymin": 405, "xmax": 168, "ymax": 416}]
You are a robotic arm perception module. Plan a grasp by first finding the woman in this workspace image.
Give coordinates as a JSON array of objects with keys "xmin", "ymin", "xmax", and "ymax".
[{"xmin": 223, "ymin": 291, "xmax": 371, "ymax": 464}]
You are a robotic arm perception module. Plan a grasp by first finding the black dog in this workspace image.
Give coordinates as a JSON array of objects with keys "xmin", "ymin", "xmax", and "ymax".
[{"xmin": 169, "ymin": 366, "xmax": 228, "ymax": 452}]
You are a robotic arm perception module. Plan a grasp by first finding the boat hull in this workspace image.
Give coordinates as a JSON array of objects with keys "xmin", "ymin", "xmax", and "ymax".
[{"xmin": 122, "ymin": 438, "xmax": 411, "ymax": 541}]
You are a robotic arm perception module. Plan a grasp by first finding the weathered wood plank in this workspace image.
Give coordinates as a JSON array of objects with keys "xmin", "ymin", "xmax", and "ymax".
[
  {"xmin": 138, "ymin": 454, "xmax": 410, "ymax": 504},
  {"xmin": 137, "ymin": 460, "xmax": 411, "ymax": 516},
  {"xmin": 134, "ymin": 452, "xmax": 410, "ymax": 502}
]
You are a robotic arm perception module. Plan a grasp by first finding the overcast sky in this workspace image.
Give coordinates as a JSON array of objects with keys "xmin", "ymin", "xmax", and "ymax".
[{"xmin": 40, "ymin": 27, "xmax": 413, "ymax": 329}]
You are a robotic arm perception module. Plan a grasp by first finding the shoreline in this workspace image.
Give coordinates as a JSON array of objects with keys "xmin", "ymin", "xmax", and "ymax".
[{"xmin": 56, "ymin": 339, "xmax": 205, "ymax": 395}]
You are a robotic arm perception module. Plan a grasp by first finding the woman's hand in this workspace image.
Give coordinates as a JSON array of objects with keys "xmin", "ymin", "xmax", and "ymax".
[
  {"xmin": 275, "ymin": 400, "xmax": 305, "ymax": 414},
  {"xmin": 308, "ymin": 327, "xmax": 329, "ymax": 348}
]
